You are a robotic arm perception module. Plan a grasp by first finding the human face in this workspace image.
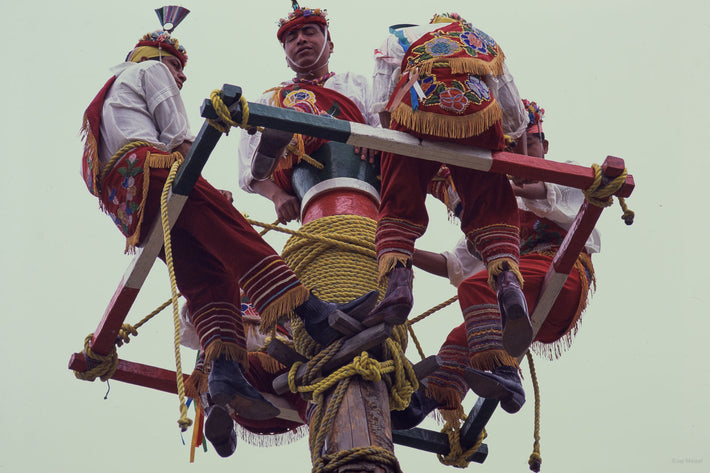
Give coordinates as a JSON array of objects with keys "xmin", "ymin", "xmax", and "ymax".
[
  {"xmin": 282, "ymin": 24, "xmax": 331, "ymax": 72},
  {"xmin": 513, "ymin": 132, "xmax": 548, "ymax": 159},
  {"xmin": 161, "ymin": 55, "xmax": 186, "ymax": 90}
]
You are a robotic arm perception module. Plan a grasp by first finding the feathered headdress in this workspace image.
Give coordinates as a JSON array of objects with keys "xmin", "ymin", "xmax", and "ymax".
[
  {"xmin": 277, "ymin": 1, "xmax": 328, "ymax": 42},
  {"xmin": 522, "ymin": 99, "xmax": 545, "ymax": 134}
]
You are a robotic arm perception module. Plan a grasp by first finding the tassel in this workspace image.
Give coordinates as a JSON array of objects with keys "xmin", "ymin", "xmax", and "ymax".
[{"xmin": 155, "ymin": 5, "xmax": 190, "ymax": 33}]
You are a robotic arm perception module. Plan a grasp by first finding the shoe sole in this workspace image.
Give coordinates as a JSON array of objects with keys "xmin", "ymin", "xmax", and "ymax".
[
  {"xmin": 463, "ymin": 370, "xmax": 524, "ymax": 414},
  {"xmin": 205, "ymin": 406, "xmax": 237, "ymax": 457},
  {"xmin": 361, "ymin": 301, "xmax": 411, "ymax": 327},
  {"xmin": 211, "ymin": 392, "xmax": 280, "ymax": 421},
  {"xmin": 500, "ymin": 293, "xmax": 533, "ymax": 357},
  {"xmin": 340, "ymin": 291, "xmax": 380, "ymax": 322}
]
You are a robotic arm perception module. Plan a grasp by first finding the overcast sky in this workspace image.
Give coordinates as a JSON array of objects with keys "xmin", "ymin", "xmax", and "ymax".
[{"xmin": 2, "ymin": 1, "xmax": 708, "ymax": 472}]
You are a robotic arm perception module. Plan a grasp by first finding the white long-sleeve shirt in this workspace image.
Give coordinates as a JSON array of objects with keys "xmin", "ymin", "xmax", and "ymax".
[
  {"xmin": 98, "ymin": 61, "xmax": 195, "ymax": 162},
  {"xmin": 442, "ymin": 179, "xmax": 602, "ymax": 287},
  {"xmin": 372, "ymin": 23, "xmax": 528, "ymax": 139},
  {"xmin": 237, "ymin": 72, "xmax": 380, "ymax": 193}
]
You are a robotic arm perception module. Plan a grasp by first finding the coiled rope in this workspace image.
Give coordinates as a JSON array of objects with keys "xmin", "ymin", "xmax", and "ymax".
[{"xmin": 277, "ymin": 214, "xmax": 414, "ymax": 473}]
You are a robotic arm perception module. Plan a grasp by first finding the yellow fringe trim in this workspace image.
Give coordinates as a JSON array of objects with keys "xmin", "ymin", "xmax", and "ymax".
[
  {"xmin": 530, "ymin": 252, "xmax": 596, "ymax": 360},
  {"xmin": 439, "ymin": 405, "xmax": 466, "ymax": 426},
  {"xmin": 258, "ymin": 284, "xmax": 310, "ymax": 336},
  {"xmin": 391, "ymin": 99, "xmax": 502, "ymax": 140},
  {"xmin": 249, "ymin": 351, "xmax": 286, "ymax": 375},
  {"xmin": 124, "ymin": 151, "xmax": 183, "ymax": 254},
  {"xmin": 203, "ymin": 341, "xmax": 249, "ymax": 372},
  {"xmin": 486, "ymin": 258, "xmax": 523, "ymax": 292},
  {"xmin": 427, "ymin": 384, "xmax": 463, "ymax": 411},
  {"xmin": 184, "ymin": 368, "xmax": 208, "ymax": 402},
  {"xmin": 377, "ymin": 252, "xmax": 412, "ymax": 284},
  {"xmin": 469, "ymin": 349, "xmax": 519, "ymax": 372},
  {"xmin": 409, "ymin": 55, "xmax": 506, "ymax": 77}
]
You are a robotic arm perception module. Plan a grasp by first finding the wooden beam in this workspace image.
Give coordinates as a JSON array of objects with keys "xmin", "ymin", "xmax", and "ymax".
[
  {"xmin": 391, "ymin": 428, "xmax": 488, "ymax": 463},
  {"xmin": 68, "ymin": 352, "xmax": 302, "ymax": 422},
  {"xmin": 227, "ymin": 94, "xmax": 634, "ymax": 198},
  {"xmin": 524, "ymin": 155, "xmax": 627, "ymax": 348},
  {"xmin": 272, "ymin": 323, "xmax": 393, "ymax": 395},
  {"xmin": 459, "ymin": 397, "xmax": 499, "ymax": 449},
  {"xmin": 69, "ymin": 352, "xmax": 189, "ymax": 395}
]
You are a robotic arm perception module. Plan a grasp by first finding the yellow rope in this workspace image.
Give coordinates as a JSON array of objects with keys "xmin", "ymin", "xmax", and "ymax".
[
  {"xmin": 278, "ymin": 214, "xmax": 414, "ymax": 472},
  {"xmin": 583, "ymin": 163, "xmax": 635, "ymax": 225},
  {"xmin": 526, "ymin": 351, "xmax": 542, "ymax": 472},
  {"xmin": 437, "ymin": 412, "xmax": 487, "ymax": 468},
  {"xmin": 74, "ymin": 334, "xmax": 119, "ymax": 382},
  {"xmin": 159, "ymin": 158, "xmax": 193, "ymax": 432},
  {"xmin": 208, "ymin": 90, "xmax": 265, "ymax": 135},
  {"xmin": 98, "ymin": 140, "xmax": 154, "ymax": 190}
]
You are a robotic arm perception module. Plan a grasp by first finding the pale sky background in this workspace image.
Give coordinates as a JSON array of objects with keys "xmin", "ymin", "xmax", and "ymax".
[{"xmin": 2, "ymin": 1, "xmax": 708, "ymax": 472}]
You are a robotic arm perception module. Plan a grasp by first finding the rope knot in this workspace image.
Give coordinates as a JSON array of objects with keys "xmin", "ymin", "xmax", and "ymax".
[
  {"xmin": 352, "ymin": 352, "xmax": 382, "ymax": 382},
  {"xmin": 208, "ymin": 90, "xmax": 264, "ymax": 135},
  {"xmin": 116, "ymin": 323, "xmax": 138, "ymax": 347},
  {"xmin": 583, "ymin": 163, "xmax": 635, "ymax": 224},
  {"xmin": 436, "ymin": 414, "xmax": 487, "ymax": 468},
  {"xmin": 74, "ymin": 334, "xmax": 119, "ymax": 382}
]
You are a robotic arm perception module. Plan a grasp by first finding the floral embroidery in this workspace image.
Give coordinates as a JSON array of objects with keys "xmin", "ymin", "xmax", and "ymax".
[
  {"xmin": 420, "ymin": 75, "xmax": 437, "ymax": 96},
  {"xmin": 107, "ymin": 152, "xmax": 143, "ymax": 235},
  {"xmin": 419, "ymin": 72, "xmax": 489, "ymax": 110},
  {"xmin": 460, "ymin": 31, "xmax": 486, "ymax": 54},
  {"xmin": 439, "ymin": 88, "xmax": 469, "ymax": 113},
  {"xmin": 282, "ymin": 87, "xmax": 317, "ymax": 108},
  {"xmin": 424, "ymin": 37, "xmax": 461, "ymax": 57},
  {"xmin": 465, "ymin": 75, "xmax": 490, "ymax": 101},
  {"xmin": 405, "ymin": 22, "xmax": 501, "ymax": 71}
]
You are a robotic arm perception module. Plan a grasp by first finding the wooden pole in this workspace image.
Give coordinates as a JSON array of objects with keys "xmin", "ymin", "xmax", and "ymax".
[{"xmin": 321, "ymin": 378, "xmax": 396, "ymax": 473}]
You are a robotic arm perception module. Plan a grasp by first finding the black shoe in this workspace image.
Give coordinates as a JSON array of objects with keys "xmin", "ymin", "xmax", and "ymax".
[
  {"xmin": 497, "ymin": 270, "xmax": 532, "ymax": 357},
  {"xmin": 208, "ymin": 357, "xmax": 280, "ymax": 421},
  {"xmin": 293, "ymin": 293, "xmax": 347, "ymax": 345},
  {"xmin": 463, "ymin": 366, "xmax": 525, "ymax": 413},
  {"xmin": 390, "ymin": 387, "xmax": 442, "ymax": 430},
  {"xmin": 363, "ymin": 263, "xmax": 413, "ymax": 327},
  {"xmin": 204, "ymin": 404, "xmax": 237, "ymax": 458}
]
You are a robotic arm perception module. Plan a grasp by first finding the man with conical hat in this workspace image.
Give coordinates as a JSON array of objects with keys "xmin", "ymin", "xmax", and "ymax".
[
  {"xmin": 80, "ymin": 13, "xmax": 366, "ymax": 446},
  {"xmin": 367, "ymin": 13, "xmax": 531, "ymax": 340},
  {"xmin": 392, "ymin": 100, "xmax": 600, "ymax": 428},
  {"xmin": 238, "ymin": 2, "xmax": 380, "ymax": 225}
]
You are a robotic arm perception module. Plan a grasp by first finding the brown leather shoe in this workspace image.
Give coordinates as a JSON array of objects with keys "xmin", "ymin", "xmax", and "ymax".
[
  {"xmin": 362, "ymin": 264, "xmax": 413, "ymax": 327},
  {"xmin": 496, "ymin": 270, "xmax": 532, "ymax": 357}
]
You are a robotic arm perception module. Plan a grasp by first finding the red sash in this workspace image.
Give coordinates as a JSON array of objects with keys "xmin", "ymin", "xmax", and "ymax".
[
  {"xmin": 80, "ymin": 76, "xmax": 116, "ymax": 196},
  {"xmin": 271, "ymin": 82, "xmax": 367, "ymax": 191}
]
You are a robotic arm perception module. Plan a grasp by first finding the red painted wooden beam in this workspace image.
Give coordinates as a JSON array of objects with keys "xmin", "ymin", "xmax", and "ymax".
[
  {"xmin": 69, "ymin": 352, "xmax": 188, "ymax": 395},
  {"xmin": 525, "ymin": 155, "xmax": 628, "ymax": 343}
]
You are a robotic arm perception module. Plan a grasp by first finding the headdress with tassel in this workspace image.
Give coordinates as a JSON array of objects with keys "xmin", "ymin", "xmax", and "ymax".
[{"xmin": 126, "ymin": 5, "xmax": 190, "ymax": 66}]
